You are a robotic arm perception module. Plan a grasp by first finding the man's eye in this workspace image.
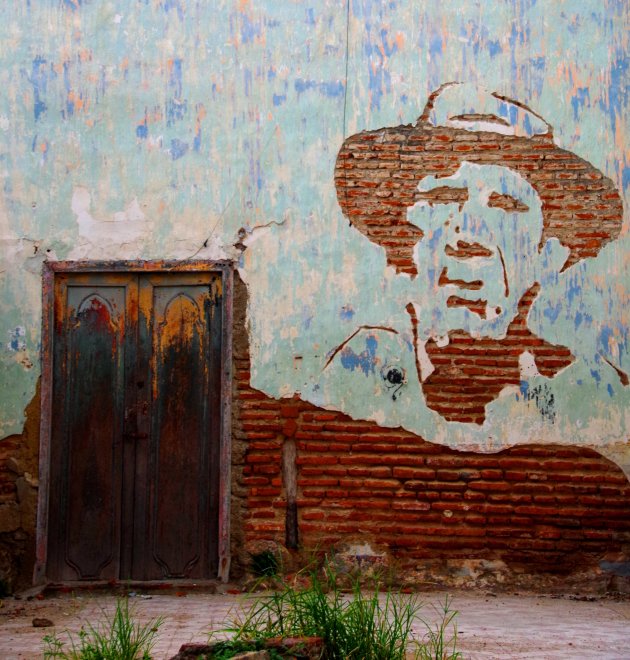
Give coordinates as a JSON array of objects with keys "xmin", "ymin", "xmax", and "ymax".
[
  {"xmin": 415, "ymin": 186, "xmax": 468, "ymax": 208},
  {"xmin": 487, "ymin": 192, "xmax": 529, "ymax": 212}
]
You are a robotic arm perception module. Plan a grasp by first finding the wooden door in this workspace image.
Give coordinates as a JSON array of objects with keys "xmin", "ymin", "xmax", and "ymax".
[{"xmin": 47, "ymin": 271, "xmax": 224, "ymax": 582}]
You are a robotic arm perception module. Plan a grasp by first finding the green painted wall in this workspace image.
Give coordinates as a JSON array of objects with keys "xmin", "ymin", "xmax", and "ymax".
[{"xmin": 0, "ymin": 1, "xmax": 628, "ymax": 471}]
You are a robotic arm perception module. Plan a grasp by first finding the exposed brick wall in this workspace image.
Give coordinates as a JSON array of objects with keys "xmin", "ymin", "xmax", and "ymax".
[
  {"xmin": 233, "ymin": 277, "xmax": 630, "ymax": 589},
  {"xmin": 0, "ymin": 383, "xmax": 39, "ymax": 592}
]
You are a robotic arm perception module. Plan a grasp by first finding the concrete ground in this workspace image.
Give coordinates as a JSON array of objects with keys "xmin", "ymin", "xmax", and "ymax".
[{"xmin": 0, "ymin": 589, "xmax": 628, "ymax": 659}]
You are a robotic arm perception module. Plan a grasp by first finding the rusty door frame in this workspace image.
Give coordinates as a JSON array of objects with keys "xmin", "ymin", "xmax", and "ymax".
[{"xmin": 35, "ymin": 260, "xmax": 233, "ymax": 584}]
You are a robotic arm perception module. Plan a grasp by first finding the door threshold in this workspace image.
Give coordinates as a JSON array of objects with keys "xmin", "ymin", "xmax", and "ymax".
[{"xmin": 41, "ymin": 579, "xmax": 240, "ymax": 596}]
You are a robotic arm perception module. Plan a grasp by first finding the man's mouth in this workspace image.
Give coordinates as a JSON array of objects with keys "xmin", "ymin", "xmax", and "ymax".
[{"xmin": 439, "ymin": 267, "xmax": 489, "ymax": 318}]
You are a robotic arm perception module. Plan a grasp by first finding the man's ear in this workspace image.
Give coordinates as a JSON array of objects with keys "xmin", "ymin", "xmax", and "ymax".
[{"xmin": 539, "ymin": 238, "xmax": 570, "ymax": 276}]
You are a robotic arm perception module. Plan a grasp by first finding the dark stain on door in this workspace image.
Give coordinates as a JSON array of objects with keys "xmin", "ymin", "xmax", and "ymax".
[{"xmin": 47, "ymin": 271, "xmax": 224, "ymax": 581}]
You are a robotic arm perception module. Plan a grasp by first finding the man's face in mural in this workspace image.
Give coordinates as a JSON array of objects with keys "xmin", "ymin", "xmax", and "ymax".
[{"xmin": 406, "ymin": 162, "xmax": 565, "ymax": 340}]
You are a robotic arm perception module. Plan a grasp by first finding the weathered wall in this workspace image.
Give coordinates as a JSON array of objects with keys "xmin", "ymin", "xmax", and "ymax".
[
  {"xmin": 0, "ymin": 384, "xmax": 39, "ymax": 592},
  {"xmin": 231, "ymin": 277, "xmax": 630, "ymax": 591},
  {"xmin": 0, "ymin": 1, "xmax": 628, "ymax": 588}
]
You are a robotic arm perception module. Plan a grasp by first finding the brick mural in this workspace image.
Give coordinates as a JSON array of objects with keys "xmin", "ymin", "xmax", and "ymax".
[{"xmin": 333, "ymin": 83, "xmax": 624, "ymax": 424}]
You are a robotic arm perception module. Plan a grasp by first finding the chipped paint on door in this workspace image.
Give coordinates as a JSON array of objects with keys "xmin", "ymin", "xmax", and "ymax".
[{"xmin": 46, "ymin": 270, "xmax": 225, "ymax": 582}]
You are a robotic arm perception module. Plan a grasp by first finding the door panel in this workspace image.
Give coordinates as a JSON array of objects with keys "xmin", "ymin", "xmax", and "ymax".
[
  {"xmin": 135, "ymin": 274, "xmax": 222, "ymax": 579},
  {"xmin": 49, "ymin": 276, "xmax": 132, "ymax": 581},
  {"xmin": 48, "ymin": 271, "xmax": 223, "ymax": 582}
]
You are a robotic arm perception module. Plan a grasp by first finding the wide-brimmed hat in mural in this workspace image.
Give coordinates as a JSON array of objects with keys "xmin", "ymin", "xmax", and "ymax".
[{"xmin": 335, "ymin": 82, "xmax": 623, "ymax": 275}]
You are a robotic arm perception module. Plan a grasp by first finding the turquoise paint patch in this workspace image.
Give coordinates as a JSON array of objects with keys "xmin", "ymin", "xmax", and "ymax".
[{"xmin": 0, "ymin": 1, "xmax": 628, "ymax": 460}]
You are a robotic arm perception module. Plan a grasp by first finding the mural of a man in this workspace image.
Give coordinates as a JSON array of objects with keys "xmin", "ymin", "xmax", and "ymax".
[{"xmin": 333, "ymin": 83, "xmax": 624, "ymax": 425}]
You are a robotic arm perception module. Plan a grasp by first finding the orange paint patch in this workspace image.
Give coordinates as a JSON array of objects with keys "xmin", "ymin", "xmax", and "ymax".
[{"xmin": 67, "ymin": 90, "xmax": 86, "ymax": 113}]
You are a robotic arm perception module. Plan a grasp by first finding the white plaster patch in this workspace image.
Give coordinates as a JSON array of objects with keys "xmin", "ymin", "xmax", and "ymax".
[
  {"xmin": 6, "ymin": 326, "xmax": 26, "ymax": 352},
  {"xmin": 436, "ymin": 335, "xmax": 450, "ymax": 348},
  {"xmin": 414, "ymin": 336, "xmax": 435, "ymax": 382},
  {"xmin": 519, "ymin": 351, "xmax": 541, "ymax": 378},
  {"xmin": 68, "ymin": 188, "xmax": 155, "ymax": 260},
  {"xmin": 369, "ymin": 409, "xmax": 386, "ymax": 425},
  {"xmin": 447, "ymin": 119, "xmax": 516, "ymax": 135},
  {"xmin": 485, "ymin": 304, "xmax": 500, "ymax": 320}
]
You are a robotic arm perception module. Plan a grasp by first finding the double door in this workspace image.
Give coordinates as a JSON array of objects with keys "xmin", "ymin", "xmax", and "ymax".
[{"xmin": 47, "ymin": 271, "xmax": 224, "ymax": 581}]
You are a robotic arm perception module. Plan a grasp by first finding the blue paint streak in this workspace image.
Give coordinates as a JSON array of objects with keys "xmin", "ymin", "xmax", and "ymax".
[
  {"xmin": 571, "ymin": 87, "xmax": 590, "ymax": 121},
  {"xmin": 273, "ymin": 93, "xmax": 286, "ymax": 106},
  {"xmin": 590, "ymin": 369, "xmax": 601, "ymax": 385},
  {"xmin": 607, "ymin": 383, "xmax": 614, "ymax": 397},
  {"xmin": 340, "ymin": 335, "xmax": 378, "ymax": 376},
  {"xmin": 162, "ymin": 0, "xmax": 185, "ymax": 21},
  {"xmin": 601, "ymin": 53, "xmax": 629, "ymax": 134},
  {"xmin": 429, "ymin": 33, "xmax": 442, "ymax": 57},
  {"xmin": 519, "ymin": 380, "xmax": 529, "ymax": 396},
  {"xmin": 294, "ymin": 79, "xmax": 344, "ymax": 99},
  {"xmin": 294, "ymin": 78, "xmax": 316, "ymax": 94},
  {"xmin": 543, "ymin": 302, "xmax": 562, "ymax": 323},
  {"xmin": 487, "ymin": 40, "xmax": 502, "ymax": 57},
  {"xmin": 8, "ymin": 327, "xmax": 25, "ymax": 352},
  {"xmin": 531, "ymin": 56, "xmax": 545, "ymax": 70},
  {"xmin": 241, "ymin": 13, "xmax": 261, "ymax": 44},
  {"xmin": 169, "ymin": 58, "xmax": 183, "ymax": 97},
  {"xmin": 30, "ymin": 56, "xmax": 48, "ymax": 121},
  {"xmin": 340, "ymin": 305, "xmax": 355, "ymax": 321},
  {"xmin": 244, "ymin": 68, "xmax": 252, "ymax": 97},
  {"xmin": 63, "ymin": 0, "xmax": 82, "ymax": 10},
  {"xmin": 136, "ymin": 123, "xmax": 148, "ymax": 139},
  {"xmin": 320, "ymin": 81, "xmax": 344, "ymax": 97},
  {"xmin": 170, "ymin": 138, "xmax": 188, "ymax": 160},
  {"xmin": 566, "ymin": 278, "xmax": 581, "ymax": 305}
]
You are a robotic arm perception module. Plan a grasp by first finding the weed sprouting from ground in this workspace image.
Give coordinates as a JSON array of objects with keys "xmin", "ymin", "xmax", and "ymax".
[
  {"xmin": 42, "ymin": 597, "xmax": 162, "ymax": 660},
  {"xmin": 414, "ymin": 595, "xmax": 462, "ymax": 660},
  {"xmin": 222, "ymin": 558, "xmax": 462, "ymax": 659}
]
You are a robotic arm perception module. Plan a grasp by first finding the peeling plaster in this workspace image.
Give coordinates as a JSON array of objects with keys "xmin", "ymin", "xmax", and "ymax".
[{"xmin": 0, "ymin": 1, "xmax": 627, "ymax": 475}]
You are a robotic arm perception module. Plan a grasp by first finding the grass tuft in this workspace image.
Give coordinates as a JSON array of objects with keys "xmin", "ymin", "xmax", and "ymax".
[
  {"xmin": 221, "ymin": 556, "xmax": 462, "ymax": 659},
  {"xmin": 42, "ymin": 596, "xmax": 162, "ymax": 660}
]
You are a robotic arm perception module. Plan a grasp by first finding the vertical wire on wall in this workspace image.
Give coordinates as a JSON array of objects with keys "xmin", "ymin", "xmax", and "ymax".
[{"xmin": 342, "ymin": 0, "xmax": 351, "ymax": 225}]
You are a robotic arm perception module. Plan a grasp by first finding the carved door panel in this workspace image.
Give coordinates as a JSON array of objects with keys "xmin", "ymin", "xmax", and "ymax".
[{"xmin": 48, "ymin": 272, "xmax": 223, "ymax": 582}]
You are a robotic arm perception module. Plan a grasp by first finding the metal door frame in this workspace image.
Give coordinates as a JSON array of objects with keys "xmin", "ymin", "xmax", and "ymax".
[{"xmin": 35, "ymin": 260, "xmax": 233, "ymax": 584}]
